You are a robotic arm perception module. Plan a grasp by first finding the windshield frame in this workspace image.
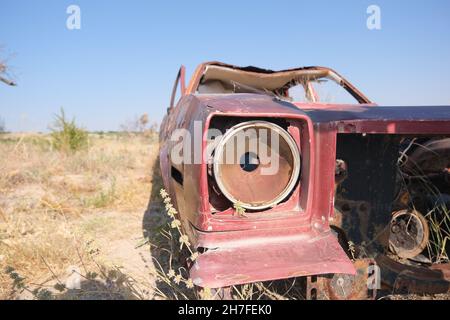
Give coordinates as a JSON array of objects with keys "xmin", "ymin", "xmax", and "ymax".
[{"xmin": 188, "ymin": 62, "xmax": 372, "ymax": 104}]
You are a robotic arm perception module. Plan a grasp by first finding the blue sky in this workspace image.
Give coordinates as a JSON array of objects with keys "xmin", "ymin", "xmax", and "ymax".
[{"xmin": 1, "ymin": 0, "xmax": 450, "ymax": 132}]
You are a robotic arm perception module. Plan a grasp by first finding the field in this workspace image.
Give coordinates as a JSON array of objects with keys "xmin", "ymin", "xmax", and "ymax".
[{"xmin": 0, "ymin": 132, "xmax": 165, "ymax": 299}]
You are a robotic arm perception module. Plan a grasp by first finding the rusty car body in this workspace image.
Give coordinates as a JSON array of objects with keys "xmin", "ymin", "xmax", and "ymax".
[{"xmin": 159, "ymin": 61, "xmax": 450, "ymax": 299}]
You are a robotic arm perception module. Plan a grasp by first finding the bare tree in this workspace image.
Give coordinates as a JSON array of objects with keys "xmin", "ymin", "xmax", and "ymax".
[
  {"xmin": 138, "ymin": 113, "xmax": 149, "ymax": 132},
  {"xmin": 0, "ymin": 46, "xmax": 16, "ymax": 86},
  {"xmin": 120, "ymin": 113, "xmax": 151, "ymax": 133}
]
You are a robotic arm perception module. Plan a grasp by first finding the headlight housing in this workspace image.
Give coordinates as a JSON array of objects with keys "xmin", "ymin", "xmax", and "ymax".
[{"xmin": 213, "ymin": 120, "xmax": 301, "ymax": 210}]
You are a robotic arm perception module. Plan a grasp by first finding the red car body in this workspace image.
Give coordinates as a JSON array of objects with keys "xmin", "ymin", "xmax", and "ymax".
[{"xmin": 159, "ymin": 62, "xmax": 450, "ymax": 297}]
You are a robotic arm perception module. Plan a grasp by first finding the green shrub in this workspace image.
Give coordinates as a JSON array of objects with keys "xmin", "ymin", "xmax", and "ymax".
[{"xmin": 50, "ymin": 108, "xmax": 88, "ymax": 152}]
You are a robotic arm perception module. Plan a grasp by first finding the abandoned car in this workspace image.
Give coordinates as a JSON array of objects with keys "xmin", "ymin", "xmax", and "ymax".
[{"xmin": 159, "ymin": 61, "xmax": 450, "ymax": 299}]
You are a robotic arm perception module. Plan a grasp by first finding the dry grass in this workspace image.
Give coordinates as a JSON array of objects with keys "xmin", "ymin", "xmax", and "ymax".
[{"xmin": 0, "ymin": 132, "xmax": 159, "ymax": 299}]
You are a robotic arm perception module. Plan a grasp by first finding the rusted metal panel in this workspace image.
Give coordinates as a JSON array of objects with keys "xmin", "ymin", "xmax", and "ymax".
[
  {"xmin": 306, "ymin": 259, "xmax": 376, "ymax": 300},
  {"xmin": 301, "ymin": 104, "xmax": 450, "ymax": 134},
  {"xmin": 190, "ymin": 230, "xmax": 355, "ymax": 289},
  {"xmin": 334, "ymin": 134, "xmax": 400, "ymax": 252},
  {"xmin": 376, "ymin": 255, "xmax": 450, "ymax": 294}
]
